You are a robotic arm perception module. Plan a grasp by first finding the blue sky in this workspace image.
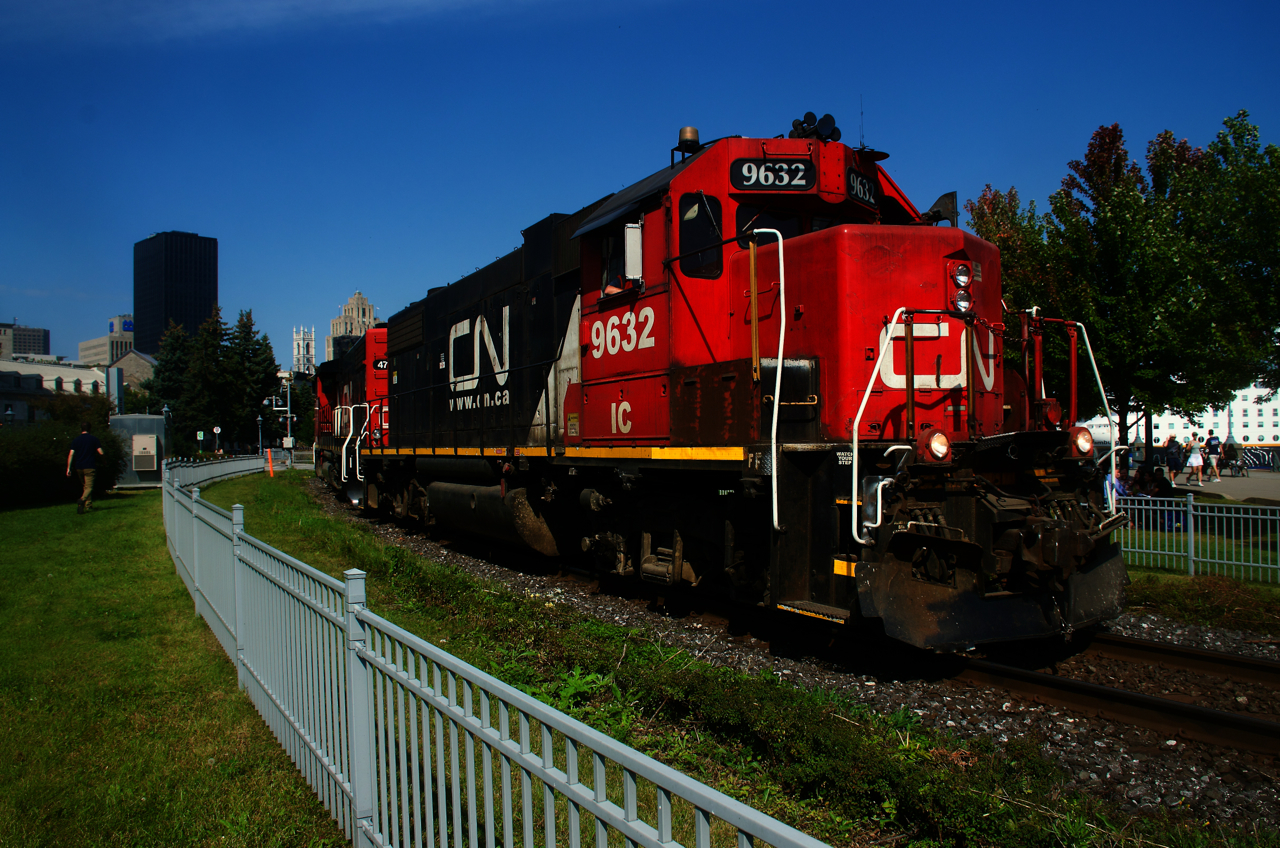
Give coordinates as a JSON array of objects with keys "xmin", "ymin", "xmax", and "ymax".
[{"xmin": 2, "ymin": 0, "xmax": 1276, "ymax": 362}]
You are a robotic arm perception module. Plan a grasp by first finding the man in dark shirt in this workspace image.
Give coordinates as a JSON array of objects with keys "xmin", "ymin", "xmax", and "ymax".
[
  {"xmin": 1205, "ymin": 429, "xmax": 1222, "ymax": 482},
  {"xmin": 66, "ymin": 421, "xmax": 104, "ymax": 514}
]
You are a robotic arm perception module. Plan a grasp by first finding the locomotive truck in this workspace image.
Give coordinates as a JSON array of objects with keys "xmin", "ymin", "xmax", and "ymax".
[{"xmin": 316, "ymin": 114, "xmax": 1127, "ymax": 651}]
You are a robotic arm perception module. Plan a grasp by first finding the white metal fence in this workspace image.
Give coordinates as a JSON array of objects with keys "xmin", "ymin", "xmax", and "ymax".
[
  {"xmin": 1115, "ymin": 494, "xmax": 1280, "ymax": 583},
  {"xmin": 163, "ymin": 457, "xmax": 828, "ymax": 848}
]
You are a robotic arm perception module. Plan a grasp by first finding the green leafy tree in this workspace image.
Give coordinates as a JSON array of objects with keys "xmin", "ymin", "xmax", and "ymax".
[
  {"xmin": 966, "ymin": 112, "xmax": 1280, "ymax": 451},
  {"xmin": 121, "ymin": 385, "xmax": 162, "ymax": 415},
  {"xmin": 1197, "ymin": 112, "xmax": 1280, "ymax": 394}
]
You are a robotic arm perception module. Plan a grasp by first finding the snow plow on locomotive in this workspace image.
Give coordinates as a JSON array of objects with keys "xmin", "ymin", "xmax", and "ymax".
[{"xmin": 317, "ymin": 116, "xmax": 1128, "ymax": 651}]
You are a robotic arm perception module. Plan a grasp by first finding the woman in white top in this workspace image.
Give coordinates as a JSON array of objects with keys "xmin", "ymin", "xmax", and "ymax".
[{"xmin": 1184, "ymin": 432, "xmax": 1204, "ymax": 486}]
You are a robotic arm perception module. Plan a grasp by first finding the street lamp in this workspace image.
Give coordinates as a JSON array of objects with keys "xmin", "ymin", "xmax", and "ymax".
[
  {"xmin": 257, "ymin": 414, "xmax": 263, "ymax": 456},
  {"xmin": 161, "ymin": 404, "xmax": 172, "ymax": 469},
  {"xmin": 272, "ymin": 377, "xmax": 295, "ymax": 458}
]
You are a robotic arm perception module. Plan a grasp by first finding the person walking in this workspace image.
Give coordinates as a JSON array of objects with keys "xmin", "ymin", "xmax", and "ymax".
[
  {"xmin": 1184, "ymin": 432, "xmax": 1205, "ymax": 486},
  {"xmin": 1164, "ymin": 433, "xmax": 1184, "ymax": 481},
  {"xmin": 66, "ymin": 421, "xmax": 104, "ymax": 513},
  {"xmin": 1205, "ymin": 429, "xmax": 1222, "ymax": 482}
]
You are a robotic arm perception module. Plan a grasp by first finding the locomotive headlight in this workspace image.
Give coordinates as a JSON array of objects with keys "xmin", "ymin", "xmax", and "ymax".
[
  {"xmin": 372, "ymin": 428, "xmax": 382, "ymax": 441},
  {"xmin": 954, "ymin": 290, "xmax": 973, "ymax": 312},
  {"xmin": 1070, "ymin": 426, "xmax": 1094, "ymax": 456},
  {"xmin": 952, "ymin": 264, "xmax": 972, "ymax": 287},
  {"xmin": 918, "ymin": 429, "xmax": 951, "ymax": 461}
]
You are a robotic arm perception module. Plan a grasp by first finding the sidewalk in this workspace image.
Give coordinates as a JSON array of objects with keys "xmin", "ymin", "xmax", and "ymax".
[{"xmin": 1170, "ymin": 468, "xmax": 1280, "ymax": 504}]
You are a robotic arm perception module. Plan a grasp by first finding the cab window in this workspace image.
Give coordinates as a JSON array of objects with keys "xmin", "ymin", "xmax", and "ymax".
[
  {"xmin": 600, "ymin": 230, "xmax": 626, "ymax": 294},
  {"xmin": 736, "ymin": 206, "xmax": 800, "ymax": 248},
  {"xmin": 679, "ymin": 192, "xmax": 723, "ymax": 278}
]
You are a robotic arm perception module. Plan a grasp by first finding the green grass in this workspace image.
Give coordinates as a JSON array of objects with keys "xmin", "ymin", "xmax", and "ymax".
[
  {"xmin": 197, "ymin": 470, "xmax": 1280, "ymax": 848},
  {"xmin": 1125, "ymin": 572, "xmax": 1280, "ymax": 637},
  {"xmin": 0, "ymin": 489, "xmax": 347, "ymax": 848}
]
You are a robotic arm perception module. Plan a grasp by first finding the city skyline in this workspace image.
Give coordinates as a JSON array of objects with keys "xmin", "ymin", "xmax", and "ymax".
[{"xmin": 2, "ymin": 1, "xmax": 1277, "ymax": 362}]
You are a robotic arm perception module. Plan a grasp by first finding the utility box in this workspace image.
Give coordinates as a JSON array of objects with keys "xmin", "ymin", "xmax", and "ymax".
[
  {"xmin": 109, "ymin": 414, "xmax": 166, "ymax": 488},
  {"xmin": 133, "ymin": 434, "xmax": 158, "ymax": 471}
]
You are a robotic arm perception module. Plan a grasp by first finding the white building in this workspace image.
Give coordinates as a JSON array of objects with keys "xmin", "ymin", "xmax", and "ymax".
[
  {"xmin": 0, "ymin": 361, "xmax": 107, "ymax": 425},
  {"xmin": 1083, "ymin": 383, "xmax": 1280, "ymax": 446},
  {"xmin": 292, "ymin": 325, "xmax": 316, "ymax": 375}
]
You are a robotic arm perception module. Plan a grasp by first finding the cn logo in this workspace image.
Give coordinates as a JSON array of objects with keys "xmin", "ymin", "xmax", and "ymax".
[
  {"xmin": 876, "ymin": 322, "xmax": 997, "ymax": 391},
  {"xmin": 449, "ymin": 306, "xmax": 509, "ymax": 393}
]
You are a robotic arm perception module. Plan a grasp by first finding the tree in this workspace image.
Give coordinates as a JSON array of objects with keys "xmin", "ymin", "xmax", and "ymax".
[
  {"xmin": 1197, "ymin": 113, "xmax": 1280, "ymax": 394},
  {"xmin": 226, "ymin": 310, "xmax": 281, "ymax": 449},
  {"xmin": 179, "ymin": 308, "xmax": 231, "ymax": 453},
  {"xmin": 290, "ymin": 377, "xmax": 316, "ymax": 445},
  {"xmin": 0, "ymin": 394, "xmax": 127, "ymax": 508},
  {"xmin": 140, "ymin": 321, "xmax": 190, "ymax": 411},
  {"xmin": 121, "ymin": 385, "xmax": 162, "ymax": 415},
  {"xmin": 966, "ymin": 113, "xmax": 1280, "ymax": 451}
]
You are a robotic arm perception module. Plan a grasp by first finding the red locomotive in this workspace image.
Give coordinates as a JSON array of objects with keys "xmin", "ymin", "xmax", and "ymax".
[
  {"xmin": 315, "ymin": 327, "xmax": 389, "ymax": 505},
  {"xmin": 319, "ymin": 114, "xmax": 1127, "ymax": 650}
]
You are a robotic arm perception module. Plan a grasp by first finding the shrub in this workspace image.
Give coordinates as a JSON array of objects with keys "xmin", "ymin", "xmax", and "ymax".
[{"xmin": 0, "ymin": 395, "xmax": 127, "ymax": 509}]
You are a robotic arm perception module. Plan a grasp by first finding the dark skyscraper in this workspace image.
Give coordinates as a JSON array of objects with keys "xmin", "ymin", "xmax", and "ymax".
[{"xmin": 133, "ymin": 231, "xmax": 218, "ymax": 354}]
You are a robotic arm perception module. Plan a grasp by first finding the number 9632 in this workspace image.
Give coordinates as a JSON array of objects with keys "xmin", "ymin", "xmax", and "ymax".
[
  {"xmin": 730, "ymin": 159, "xmax": 813, "ymax": 191},
  {"xmin": 590, "ymin": 306, "xmax": 656, "ymax": 359}
]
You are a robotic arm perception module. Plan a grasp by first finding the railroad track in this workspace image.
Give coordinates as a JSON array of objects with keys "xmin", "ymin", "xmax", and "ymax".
[{"xmin": 956, "ymin": 634, "xmax": 1280, "ymax": 753}]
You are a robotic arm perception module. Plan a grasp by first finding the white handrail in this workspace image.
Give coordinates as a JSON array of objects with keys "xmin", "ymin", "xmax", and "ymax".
[
  {"xmin": 353, "ymin": 403, "xmax": 372, "ymax": 482},
  {"xmin": 1075, "ymin": 323, "xmax": 1117, "ymax": 513},
  {"xmin": 753, "ymin": 228, "xmax": 787, "ymax": 533},
  {"xmin": 339, "ymin": 405, "xmax": 354, "ymax": 482},
  {"xmin": 851, "ymin": 307, "xmax": 908, "ymax": 545}
]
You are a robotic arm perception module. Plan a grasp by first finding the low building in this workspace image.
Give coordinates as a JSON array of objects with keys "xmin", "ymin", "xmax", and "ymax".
[
  {"xmin": 111, "ymin": 349, "xmax": 156, "ymax": 390},
  {"xmin": 0, "ymin": 361, "xmax": 106, "ymax": 425},
  {"xmin": 79, "ymin": 315, "xmax": 135, "ymax": 366}
]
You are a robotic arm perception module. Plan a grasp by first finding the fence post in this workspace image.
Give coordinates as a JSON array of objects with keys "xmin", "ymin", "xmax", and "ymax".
[
  {"xmin": 1186, "ymin": 492, "xmax": 1196, "ymax": 576},
  {"xmin": 232, "ymin": 503, "xmax": 247, "ymax": 691},
  {"xmin": 192, "ymin": 486, "xmax": 204, "ymax": 617},
  {"xmin": 345, "ymin": 569, "xmax": 376, "ymax": 847}
]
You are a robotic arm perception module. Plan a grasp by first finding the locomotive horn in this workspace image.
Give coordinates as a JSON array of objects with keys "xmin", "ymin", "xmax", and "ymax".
[{"xmin": 789, "ymin": 112, "xmax": 841, "ymax": 142}]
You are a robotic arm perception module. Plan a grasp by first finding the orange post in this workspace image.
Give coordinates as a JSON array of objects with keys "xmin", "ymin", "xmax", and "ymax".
[{"xmin": 267, "ymin": 450, "xmax": 275, "ymax": 477}]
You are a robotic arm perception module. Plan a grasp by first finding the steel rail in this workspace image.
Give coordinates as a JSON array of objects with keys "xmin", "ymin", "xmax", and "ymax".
[
  {"xmin": 956, "ymin": 658, "xmax": 1280, "ymax": 754},
  {"xmin": 1086, "ymin": 633, "xmax": 1280, "ymax": 687}
]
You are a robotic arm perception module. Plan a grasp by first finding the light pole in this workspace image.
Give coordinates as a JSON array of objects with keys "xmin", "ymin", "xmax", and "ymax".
[
  {"xmin": 257, "ymin": 414, "xmax": 263, "ymax": 456},
  {"xmin": 272, "ymin": 376, "xmax": 295, "ymax": 451},
  {"xmin": 161, "ymin": 404, "xmax": 171, "ymax": 459}
]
